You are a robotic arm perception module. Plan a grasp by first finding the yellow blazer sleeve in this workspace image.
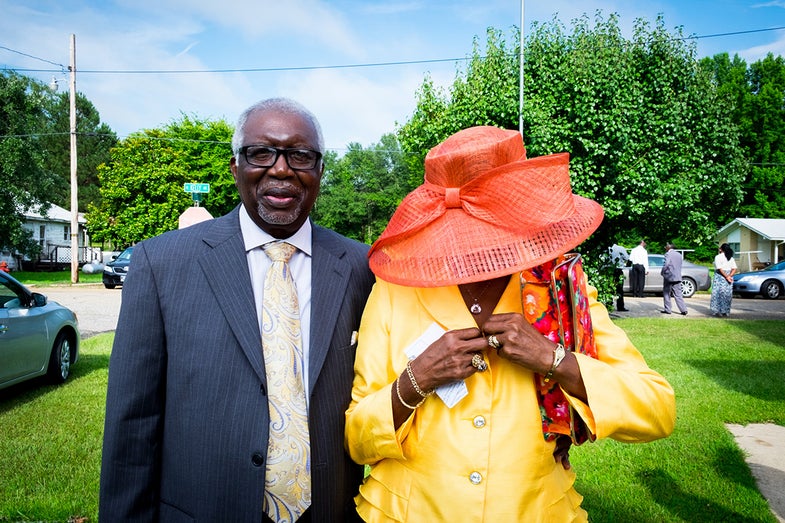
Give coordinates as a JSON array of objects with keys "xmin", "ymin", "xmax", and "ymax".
[
  {"xmin": 566, "ymin": 285, "xmax": 676, "ymax": 442},
  {"xmin": 345, "ymin": 280, "xmax": 413, "ymax": 465}
]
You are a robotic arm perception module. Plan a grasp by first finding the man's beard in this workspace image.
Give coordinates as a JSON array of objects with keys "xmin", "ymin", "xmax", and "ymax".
[{"xmin": 256, "ymin": 200, "xmax": 302, "ymax": 226}]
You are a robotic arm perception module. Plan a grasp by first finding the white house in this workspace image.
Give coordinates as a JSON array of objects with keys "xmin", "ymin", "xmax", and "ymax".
[
  {"xmin": 715, "ymin": 218, "xmax": 785, "ymax": 272},
  {"xmin": 20, "ymin": 203, "xmax": 101, "ymax": 267}
]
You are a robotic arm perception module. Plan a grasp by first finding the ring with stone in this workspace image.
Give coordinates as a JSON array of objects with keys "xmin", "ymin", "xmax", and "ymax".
[
  {"xmin": 487, "ymin": 334, "xmax": 501, "ymax": 350},
  {"xmin": 471, "ymin": 353, "xmax": 488, "ymax": 372}
]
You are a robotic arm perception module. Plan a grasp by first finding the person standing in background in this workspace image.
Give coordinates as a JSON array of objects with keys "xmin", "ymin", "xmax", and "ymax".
[
  {"xmin": 629, "ymin": 240, "xmax": 648, "ymax": 297},
  {"xmin": 710, "ymin": 243, "xmax": 737, "ymax": 317},
  {"xmin": 609, "ymin": 244, "xmax": 629, "ymax": 311},
  {"xmin": 661, "ymin": 242, "xmax": 688, "ymax": 315}
]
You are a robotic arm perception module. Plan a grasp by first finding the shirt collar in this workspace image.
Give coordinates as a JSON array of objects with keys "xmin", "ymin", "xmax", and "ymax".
[{"xmin": 238, "ymin": 205, "xmax": 312, "ymax": 256}]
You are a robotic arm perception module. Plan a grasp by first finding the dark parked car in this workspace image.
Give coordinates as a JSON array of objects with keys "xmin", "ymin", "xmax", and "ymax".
[
  {"xmin": 733, "ymin": 260, "xmax": 785, "ymax": 299},
  {"xmin": 0, "ymin": 271, "xmax": 80, "ymax": 391},
  {"xmin": 622, "ymin": 254, "xmax": 711, "ymax": 298},
  {"xmin": 103, "ymin": 246, "xmax": 133, "ymax": 289}
]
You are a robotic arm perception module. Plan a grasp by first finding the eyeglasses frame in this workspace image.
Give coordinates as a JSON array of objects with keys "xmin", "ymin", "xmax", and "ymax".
[{"xmin": 237, "ymin": 144, "xmax": 323, "ymax": 171}]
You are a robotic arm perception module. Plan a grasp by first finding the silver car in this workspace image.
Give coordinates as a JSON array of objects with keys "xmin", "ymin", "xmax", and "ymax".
[
  {"xmin": 733, "ymin": 260, "xmax": 785, "ymax": 299},
  {"xmin": 622, "ymin": 254, "xmax": 711, "ymax": 298},
  {"xmin": 0, "ymin": 272, "xmax": 80, "ymax": 390}
]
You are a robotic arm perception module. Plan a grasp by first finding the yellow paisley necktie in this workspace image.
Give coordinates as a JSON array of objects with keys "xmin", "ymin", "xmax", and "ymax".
[{"xmin": 261, "ymin": 241, "xmax": 311, "ymax": 522}]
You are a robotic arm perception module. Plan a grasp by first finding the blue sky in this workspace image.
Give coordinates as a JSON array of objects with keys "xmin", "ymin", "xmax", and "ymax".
[{"xmin": 1, "ymin": 0, "xmax": 784, "ymax": 151}]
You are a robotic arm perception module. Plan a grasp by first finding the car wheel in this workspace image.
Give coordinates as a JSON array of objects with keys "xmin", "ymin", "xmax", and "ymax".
[
  {"xmin": 104, "ymin": 283, "xmax": 116, "ymax": 289},
  {"xmin": 681, "ymin": 277, "xmax": 696, "ymax": 298},
  {"xmin": 761, "ymin": 280, "xmax": 782, "ymax": 299},
  {"xmin": 47, "ymin": 332, "xmax": 72, "ymax": 383}
]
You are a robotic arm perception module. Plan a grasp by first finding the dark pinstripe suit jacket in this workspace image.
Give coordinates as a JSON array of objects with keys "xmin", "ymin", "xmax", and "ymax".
[{"xmin": 99, "ymin": 207, "xmax": 374, "ymax": 522}]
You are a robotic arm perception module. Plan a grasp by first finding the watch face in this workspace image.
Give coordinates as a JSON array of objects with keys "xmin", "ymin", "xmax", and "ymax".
[{"xmin": 554, "ymin": 344, "xmax": 566, "ymax": 365}]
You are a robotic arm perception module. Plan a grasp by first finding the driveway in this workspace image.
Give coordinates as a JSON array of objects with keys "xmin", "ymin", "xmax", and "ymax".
[{"xmin": 612, "ymin": 293, "xmax": 785, "ymax": 320}]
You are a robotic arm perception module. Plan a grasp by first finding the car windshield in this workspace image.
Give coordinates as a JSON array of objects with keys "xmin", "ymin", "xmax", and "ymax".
[
  {"xmin": 117, "ymin": 247, "xmax": 133, "ymax": 261},
  {"xmin": 763, "ymin": 260, "xmax": 785, "ymax": 272}
]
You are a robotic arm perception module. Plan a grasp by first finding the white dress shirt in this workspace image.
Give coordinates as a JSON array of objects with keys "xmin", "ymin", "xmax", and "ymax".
[
  {"xmin": 239, "ymin": 206, "xmax": 313, "ymax": 397},
  {"xmin": 629, "ymin": 245, "xmax": 648, "ymax": 267}
]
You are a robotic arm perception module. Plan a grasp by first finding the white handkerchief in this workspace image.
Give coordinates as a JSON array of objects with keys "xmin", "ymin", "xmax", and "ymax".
[{"xmin": 404, "ymin": 322, "xmax": 468, "ymax": 408}]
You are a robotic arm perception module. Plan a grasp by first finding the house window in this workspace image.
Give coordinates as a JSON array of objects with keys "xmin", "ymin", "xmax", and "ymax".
[
  {"xmin": 729, "ymin": 242, "xmax": 740, "ymax": 258},
  {"xmin": 63, "ymin": 225, "xmax": 69, "ymax": 241}
]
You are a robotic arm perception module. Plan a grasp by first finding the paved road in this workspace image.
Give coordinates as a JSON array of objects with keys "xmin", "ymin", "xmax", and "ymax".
[
  {"xmin": 32, "ymin": 284, "xmax": 785, "ymax": 339},
  {"xmin": 34, "ymin": 283, "xmax": 123, "ymax": 338}
]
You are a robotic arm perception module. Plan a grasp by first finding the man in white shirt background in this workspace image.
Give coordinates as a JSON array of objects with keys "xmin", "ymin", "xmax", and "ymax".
[{"xmin": 629, "ymin": 239, "xmax": 648, "ymax": 298}]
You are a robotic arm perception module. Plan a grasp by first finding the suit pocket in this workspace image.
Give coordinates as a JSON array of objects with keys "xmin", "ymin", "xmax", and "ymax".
[{"xmin": 159, "ymin": 500, "xmax": 195, "ymax": 522}]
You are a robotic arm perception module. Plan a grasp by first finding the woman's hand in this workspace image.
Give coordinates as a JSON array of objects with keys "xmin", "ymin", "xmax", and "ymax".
[
  {"xmin": 483, "ymin": 312, "xmax": 588, "ymax": 402},
  {"xmin": 392, "ymin": 327, "xmax": 489, "ymax": 428},
  {"xmin": 482, "ymin": 313, "xmax": 556, "ymax": 374},
  {"xmin": 409, "ymin": 327, "xmax": 490, "ymax": 391}
]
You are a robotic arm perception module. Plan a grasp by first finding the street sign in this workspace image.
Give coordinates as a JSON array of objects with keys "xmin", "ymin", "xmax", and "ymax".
[{"xmin": 184, "ymin": 183, "xmax": 210, "ymax": 193}]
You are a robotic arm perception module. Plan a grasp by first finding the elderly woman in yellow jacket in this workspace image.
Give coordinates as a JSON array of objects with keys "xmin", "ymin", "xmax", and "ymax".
[{"xmin": 345, "ymin": 126, "xmax": 676, "ymax": 522}]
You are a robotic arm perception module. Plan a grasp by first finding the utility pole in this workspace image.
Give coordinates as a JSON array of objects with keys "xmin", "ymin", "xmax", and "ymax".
[
  {"xmin": 519, "ymin": 0, "xmax": 525, "ymax": 135},
  {"xmin": 69, "ymin": 34, "xmax": 78, "ymax": 283}
]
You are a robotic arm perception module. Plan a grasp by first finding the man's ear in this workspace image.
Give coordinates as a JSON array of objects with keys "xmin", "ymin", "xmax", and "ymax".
[{"xmin": 230, "ymin": 157, "xmax": 238, "ymax": 181}]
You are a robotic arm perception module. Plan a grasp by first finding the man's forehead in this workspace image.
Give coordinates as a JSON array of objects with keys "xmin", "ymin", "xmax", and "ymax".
[{"xmin": 244, "ymin": 109, "xmax": 317, "ymax": 141}]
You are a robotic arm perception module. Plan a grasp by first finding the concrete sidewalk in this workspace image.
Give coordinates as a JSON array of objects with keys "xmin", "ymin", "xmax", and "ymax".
[{"xmin": 727, "ymin": 424, "xmax": 785, "ymax": 522}]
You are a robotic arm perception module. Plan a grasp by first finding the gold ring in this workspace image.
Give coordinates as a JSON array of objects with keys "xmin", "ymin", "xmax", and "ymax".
[
  {"xmin": 471, "ymin": 353, "xmax": 488, "ymax": 372},
  {"xmin": 487, "ymin": 334, "xmax": 501, "ymax": 350}
]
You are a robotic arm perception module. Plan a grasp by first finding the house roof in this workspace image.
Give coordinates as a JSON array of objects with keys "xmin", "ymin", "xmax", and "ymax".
[
  {"xmin": 717, "ymin": 218, "xmax": 785, "ymax": 241},
  {"xmin": 23, "ymin": 203, "xmax": 86, "ymax": 224}
]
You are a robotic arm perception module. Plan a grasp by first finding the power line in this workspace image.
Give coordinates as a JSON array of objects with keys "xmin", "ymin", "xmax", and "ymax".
[
  {"xmin": 3, "ymin": 25, "xmax": 784, "ymax": 76},
  {"xmin": 0, "ymin": 44, "xmax": 66, "ymax": 70},
  {"xmin": 7, "ymin": 56, "xmax": 469, "ymax": 75}
]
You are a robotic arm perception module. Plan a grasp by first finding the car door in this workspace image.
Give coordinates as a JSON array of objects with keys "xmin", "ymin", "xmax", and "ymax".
[
  {"xmin": 0, "ymin": 281, "xmax": 51, "ymax": 385},
  {"xmin": 645, "ymin": 255, "xmax": 665, "ymax": 292}
]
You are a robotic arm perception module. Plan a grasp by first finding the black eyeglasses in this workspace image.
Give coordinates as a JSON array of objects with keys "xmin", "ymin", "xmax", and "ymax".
[{"xmin": 238, "ymin": 145, "xmax": 322, "ymax": 170}]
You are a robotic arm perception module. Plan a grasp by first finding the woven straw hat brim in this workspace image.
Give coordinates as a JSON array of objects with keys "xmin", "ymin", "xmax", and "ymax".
[{"xmin": 368, "ymin": 152, "xmax": 604, "ymax": 287}]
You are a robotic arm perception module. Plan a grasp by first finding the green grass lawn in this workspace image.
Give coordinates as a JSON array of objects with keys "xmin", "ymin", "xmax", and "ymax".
[
  {"xmin": 8, "ymin": 270, "xmax": 103, "ymax": 286},
  {"xmin": 1, "ymin": 320, "xmax": 783, "ymax": 522}
]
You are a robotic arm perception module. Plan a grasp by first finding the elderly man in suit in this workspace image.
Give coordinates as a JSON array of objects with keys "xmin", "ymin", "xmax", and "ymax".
[
  {"xmin": 99, "ymin": 98, "xmax": 375, "ymax": 522},
  {"xmin": 661, "ymin": 242, "xmax": 688, "ymax": 315}
]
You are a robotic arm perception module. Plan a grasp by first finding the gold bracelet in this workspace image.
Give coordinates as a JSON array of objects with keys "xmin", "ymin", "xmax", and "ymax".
[
  {"xmin": 395, "ymin": 377, "xmax": 425, "ymax": 409},
  {"xmin": 406, "ymin": 360, "xmax": 433, "ymax": 398}
]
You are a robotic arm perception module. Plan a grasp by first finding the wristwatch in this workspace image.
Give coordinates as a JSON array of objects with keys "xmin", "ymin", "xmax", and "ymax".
[{"xmin": 543, "ymin": 343, "xmax": 566, "ymax": 383}]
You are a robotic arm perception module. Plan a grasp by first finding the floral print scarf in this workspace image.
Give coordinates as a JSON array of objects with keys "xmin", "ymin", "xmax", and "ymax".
[{"xmin": 520, "ymin": 253, "xmax": 597, "ymax": 445}]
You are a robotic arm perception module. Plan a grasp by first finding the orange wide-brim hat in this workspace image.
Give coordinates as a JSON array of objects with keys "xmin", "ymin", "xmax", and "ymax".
[{"xmin": 368, "ymin": 126, "xmax": 604, "ymax": 287}]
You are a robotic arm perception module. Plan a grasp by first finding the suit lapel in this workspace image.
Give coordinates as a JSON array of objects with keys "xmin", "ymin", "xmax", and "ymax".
[
  {"xmin": 308, "ymin": 226, "xmax": 351, "ymax": 395},
  {"xmin": 198, "ymin": 208, "xmax": 267, "ymax": 384}
]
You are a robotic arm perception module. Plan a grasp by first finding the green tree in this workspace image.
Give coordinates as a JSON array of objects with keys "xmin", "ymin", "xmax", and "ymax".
[
  {"xmin": 40, "ymin": 91, "xmax": 117, "ymax": 211},
  {"xmin": 313, "ymin": 133, "xmax": 415, "ymax": 243},
  {"xmin": 0, "ymin": 71, "xmax": 60, "ymax": 256},
  {"xmin": 87, "ymin": 115, "xmax": 234, "ymax": 247},
  {"xmin": 398, "ymin": 13, "xmax": 747, "ymax": 303},
  {"xmin": 704, "ymin": 53, "xmax": 785, "ymax": 219}
]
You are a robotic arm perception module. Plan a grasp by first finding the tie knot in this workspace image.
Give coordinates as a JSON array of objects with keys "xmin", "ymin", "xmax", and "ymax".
[{"xmin": 263, "ymin": 241, "xmax": 296, "ymax": 263}]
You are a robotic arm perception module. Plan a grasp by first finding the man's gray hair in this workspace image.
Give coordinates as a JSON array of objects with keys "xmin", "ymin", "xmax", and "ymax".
[{"xmin": 231, "ymin": 97, "xmax": 325, "ymax": 155}]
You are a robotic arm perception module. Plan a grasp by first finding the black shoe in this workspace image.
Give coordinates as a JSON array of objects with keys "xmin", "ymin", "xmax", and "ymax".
[
  {"xmin": 680, "ymin": 311, "xmax": 687, "ymax": 316},
  {"xmin": 660, "ymin": 310, "xmax": 671, "ymax": 314},
  {"xmin": 617, "ymin": 308, "xmax": 629, "ymax": 312}
]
